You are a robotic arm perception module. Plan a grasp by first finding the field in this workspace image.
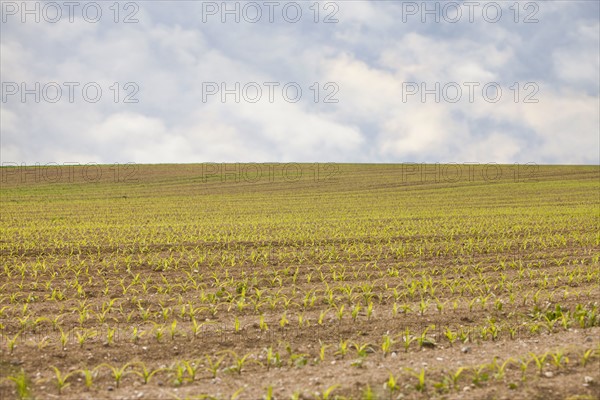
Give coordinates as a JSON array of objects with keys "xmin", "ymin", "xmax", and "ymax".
[{"xmin": 0, "ymin": 163, "xmax": 599, "ymax": 400}]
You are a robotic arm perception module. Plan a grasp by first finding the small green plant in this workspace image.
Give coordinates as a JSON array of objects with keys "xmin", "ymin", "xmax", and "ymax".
[
  {"xmin": 259, "ymin": 314, "xmax": 269, "ymax": 331},
  {"xmin": 351, "ymin": 304, "xmax": 361, "ymax": 321},
  {"xmin": 36, "ymin": 335, "xmax": 50, "ymax": 351},
  {"xmin": 58, "ymin": 326, "xmax": 69, "ymax": 350},
  {"xmin": 319, "ymin": 340, "xmax": 330, "ymax": 362},
  {"xmin": 203, "ymin": 354, "xmax": 226, "ymax": 378},
  {"xmin": 444, "ymin": 327, "xmax": 457, "ymax": 346},
  {"xmin": 100, "ymin": 362, "xmax": 133, "ymax": 388},
  {"xmin": 385, "ymin": 373, "xmax": 400, "ymax": 398},
  {"xmin": 472, "ymin": 364, "xmax": 489, "ymax": 386},
  {"xmin": 529, "ymin": 352, "xmax": 548, "ymax": 375},
  {"xmin": 446, "ymin": 367, "xmax": 467, "ymax": 390},
  {"xmin": 335, "ymin": 304, "xmax": 345, "ymax": 322},
  {"xmin": 106, "ymin": 326, "xmax": 116, "ymax": 345},
  {"xmin": 78, "ymin": 367, "xmax": 99, "ymax": 390},
  {"xmin": 581, "ymin": 348, "xmax": 597, "ymax": 367},
  {"xmin": 172, "ymin": 362, "xmax": 186, "ymax": 386},
  {"xmin": 264, "ymin": 347, "xmax": 282, "ymax": 370},
  {"xmin": 130, "ymin": 326, "xmax": 145, "ymax": 343},
  {"xmin": 402, "ymin": 327, "xmax": 416, "ymax": 352},
  {"xmin": 435, "ymin": 298, "xmax": 445, "ymax": 313},
  {"xmin": 220, "ymin": 350, "xmax": 261, "ymax": 375},
  {"xmin": 131, "ymin": 363, "xmax": 165, "ymax": 384},
  {"xmin": 263, "ymin": 385, "xmax": 274, "ymax": 400},
  {"xmin": 75, "ymin": 328, "xmax": 96, "ymax": 349},
  {"xmin": 405, "ymin": 367, "xmax": 426, "ymax": 392},
  {"xmin": 416, "ymin": 326, "xmax": 435, "ymax": 349},
  {"xmin": 170, "ymin": 319, "xmax": 183, "ymax": 340},
  {"xmin": 8, "ymin": 369, "xmax": 32, "ymax": 400},
  {"xmin": 352, "ymin": 341, "xmax": 373, "ymax": 358},
  {"xmin": 362, "ymin": 384, "xmax": 375, "ymax": 400},
  {"xmin": 381, "ymin": 334, "xmax": 394, "ymax": 357},
  {"xmin": 419, "ymin": 298, "xmax": 429, "ymax": 315},
  {"xmin": 518, "ymin": 358, "xmax": 531, "ymax": 382},
  {"xmin": 549, "ymin": 350, "xmax": 568, "ymax": 369},
  {"xmin": 491, "ymin": 357, "xmax": 513, "ymax": 380},
  {"xmin": 153, "ymin": 323, "xmax": 165, "ymax": 343},
  {"xmin": 316, "ymin": 384, "xmax": 341, "ymax": 400},
  {"xmin": 279, "ymin": 311, "xmax": 289, "ymax": 329},
  {"xmin": 182, "ymin": 360, "xmax": 201, "ymax": 382},
  {"xmin": 335, "ymin": 339, "xmax": 349, "ymax": 358},
  {"xmin": 51, "ymin": 366, "xmax": 76, "ymax": 394},
  {"xmin": 7, "ymin": 331, "xmax": 21, "ymax": 355},
  {"xmin": 318, "ymin": 310, "xmax": 327, "ymax": 325},
  {"xmin": 230, "ymin": 387, "xmax": 245, "ymax": 400}
]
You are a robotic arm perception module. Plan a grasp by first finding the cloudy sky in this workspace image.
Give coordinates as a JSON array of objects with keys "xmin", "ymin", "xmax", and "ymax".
[{"xmin": 1, "ymin": 0, "xmax": 598, "ymax": 164}]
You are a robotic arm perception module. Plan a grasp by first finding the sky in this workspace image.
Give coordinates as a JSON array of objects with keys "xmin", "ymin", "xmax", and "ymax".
[{"xmin": 1, "ymin": 0, "xmax": 599, "ymax": 164}]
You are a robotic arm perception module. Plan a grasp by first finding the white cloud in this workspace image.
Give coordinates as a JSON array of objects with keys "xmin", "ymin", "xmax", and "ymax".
[
  {"xmin": 553, "ymin": 23, "xmax": 600, "ymax": 89},
  {"xmin": 1, "ymin": 1, "xmax": 598, "ymax": 164}
]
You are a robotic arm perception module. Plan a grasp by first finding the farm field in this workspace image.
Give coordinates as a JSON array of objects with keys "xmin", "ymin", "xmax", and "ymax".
[{"xmin": 0, "ymin": 163, "xmax": 599, "ymax": 400}]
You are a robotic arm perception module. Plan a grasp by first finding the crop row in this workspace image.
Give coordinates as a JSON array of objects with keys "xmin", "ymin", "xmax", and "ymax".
[{"xmin": 6, "ymin": 344, "xmax": 599, "ymax": 399}]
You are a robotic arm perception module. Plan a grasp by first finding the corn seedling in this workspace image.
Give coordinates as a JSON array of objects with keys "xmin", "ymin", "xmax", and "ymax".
[
  {"xmin": 152, "ymin": 322, "xmax": 165, "ymax": 343},
  {"xmin": 385, "ymin": 373, "xmax": 400, "ymax": 399},
  {"xmin": 8, "ymin": 369, "xmax": 32, "ymax": 400},
  {"xmin": 351, "ymin": 304, "xmax": 361, "ymax": 322},
  {"xmin": 335, "ymin": 339, "xmax": 349, "ymax": 358},
  {"xmin": 51, "ymin": 366, "xmax": 76, "ymax": 394},
  {"xmin": 131, "ymin": 362, "xmax": 165, "ymax": 384},
  {"xmin": 529, "ymin": 352, "xmax": 548, "ymax": 375},
  {"xmin": 58, "ymin": 327, "xmax": 69, "ymax": 350},
  {"xmin": 549, "ymin": 350, "xmax": 568, "ymax": 369},
  {"xmin": 405, "ymin": 367, "xmax": 426, "ymax": 392},
  {"xmin": 444, "ymin": 327, "xmax": 457, "ymax": 346},
  {"xmin": 381, "ymin": 334, "xmax": 394, "ymax": 357},
  {"xmin": 362, "ymin": 384, "xmax": 375, "ymax": 400},
  {"xmin": 580, "ymin": 348, "xmax": 597, "ymax": 367},
  {"xmin": 472, "ymin": 365, "xmax": 489, "ymax": 386},
  {"xmin": 78, "ymin": 367, "xmax": 99, "ymax": 390},
  {"xmin": 319, "ymin": 340, "xmax": 330, "ymax": 362},
  {"xmin": 318, "ymin": 310, "xmax": 327, "ymax": 325},
  {"xmin": 446, "ymin": 366, "xmax": 467, "ymax": 390},
  {"xmin": 352, "ymin": 341, "xmax": 373, "ymax": 358},
  {"xmin": 519, "ymin": 358, "xmax": 531, "ymax": 382},
  {"xmin": 316, "ymin": 384, "xmax": 340, "ymax": 400},
  {"xmin": 335, "ymin": 304, "xmax": 344, "ymax": 322},
  {"xmin": 182, "ymin": 360, "xmax": 201, "ymax": 382},
  {"xmin": 259, "ymin": 314, "xmax": 269, "ymax": 331},
  {"xmin": 263, "ymin": 385, "xmax": 273, "ymax": 400},
  {"xmin": 75, "ymin": 329, "xmax": 96, "ymax": 349},
  {"xmin": 417, "ymin": 326, "xmax": 436, "ymax": 349},
  {"xmin": 100, "ymin": 362, "xmax": 134, "ymax": 388},
  {"xmin": 172, "ymin": 362, "xmax": 186, "ymax": 386},
  {"xmin": 490, "ymin": 357, "xmax": 513, "ymax": 380},
  {"xmin": 264, "ymin": 347, "xmax": 282, "ymax": 370},
  {"xmin": 7, "ymin": 331, "xmax": 20, "ymax": 355},
  {"xmin": 203, "ymin": 354, "xmax": 226, "ymax": 378},
  {"xmin": 403, "ymin": 327, "xmax": 416, "ymax": 352}
]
